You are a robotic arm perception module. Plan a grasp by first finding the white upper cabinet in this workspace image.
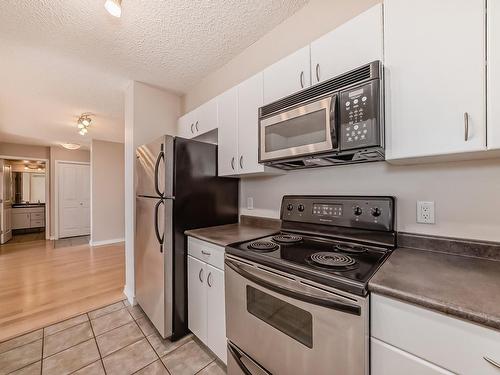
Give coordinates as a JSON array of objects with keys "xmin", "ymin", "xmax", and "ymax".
[
  {"xmin": 177, "ymin": 111, "xmax": 195, "ymax": 139},
  {"xmin": 238, "ymin": 73, "xmax": 265, "ymax": 175},
  {"xmin": 196, "ymin": 98, "xmax": 218, "ymax": 135},
  {"xmin": 488, "ymin": 0, "xmax": 500, "ymax": 150},
  {"xmin": 310, "ymin": 4, "xmax": 383, "ymax": 84},
  {"xmin": 217, "ymin": 87, "xmax": 239, "ymax": 176},
  {"xmin": 177, "ymin": 99, "xmax": 217, "ymax": 139},
  {"xmin": 263, "ymin": 46, "xmax": 311, "ymax": 104},
  {"xmin": 384, "ymin": 0, "xmax": 486, "ymax": 160}
]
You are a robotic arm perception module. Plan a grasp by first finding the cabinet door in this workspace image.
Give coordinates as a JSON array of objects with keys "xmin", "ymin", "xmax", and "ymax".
[
  {"xmin": 488, "ymin": 0, "xmax": 500, "ymax": 149},
  {"xmin": 263, "ymin": 46, "xmax": 311, "ymax": 104},
  {"xmin": 311, "ymin": 4, "xmax": 383, "ymax": 84},
  {"xmin": 196, "ymin": 98, "xmax": 218, "ymax": 135},
  {"xmin": 178, "ymin": 111, "xmax": 196, "ymax": 139},
  {"xmin": 187, "ymin": 255, "xmax": 207, "ymax": 344},
  {"xmin": 238, "ymin": 73, "xmax": 264, "ymax": 175},
  {"xmin": 217, "ymin": 87, "xmax": 239, "ymax": 176},
  {"xmin": 12, "ymin": 212, "xmax": 30, "ymax": 229},
  {"xmin": 371, "ymin": 338, "xmax": 453, "ymax": 375},
  {"xmin": 384, "ymin": 0, "xmax": 486, "ymax": 160},
  {"xmin": 206, "ymin": 265, "xmax": 227, "ymax": 364}
]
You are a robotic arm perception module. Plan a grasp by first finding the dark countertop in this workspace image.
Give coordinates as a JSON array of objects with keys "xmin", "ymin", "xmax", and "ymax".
[
  {"xmin": 12, "ymin": 203, "xmax": 45, "ymax": 208},
  {"xmin": 185, "ymin": 215, "xmax": 281, "ymax": 247},
  {"xmin": 369, "ymin": 247, "xmax": 500, "ymax": 331}
]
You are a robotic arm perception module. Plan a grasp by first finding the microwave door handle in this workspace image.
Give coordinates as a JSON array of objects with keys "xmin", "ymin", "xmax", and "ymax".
[
  {"xmin": 225, "ymin": 259, "xmax": 361, "ymax": 316},
  {"xmin": 228, "ymin": 342, "xmax": 272, "ymax": 375},
  {"xmin": 330, "ymin": 94, "xmax": 338, "ymax": 149}
]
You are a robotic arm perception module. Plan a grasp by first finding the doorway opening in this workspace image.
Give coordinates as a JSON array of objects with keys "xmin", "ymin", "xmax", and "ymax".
[{"xmin": 1, "ymin": 158, "xmax": 49, "ymax": 245}]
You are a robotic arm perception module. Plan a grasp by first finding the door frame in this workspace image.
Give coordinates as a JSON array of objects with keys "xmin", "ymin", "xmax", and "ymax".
[
  {"xmin": 55, "ymin": 160, "xmax": 91, "ymax": 240},
  {"xmin": 0, "ymin": 155, "xmax": 50, "ymax": 240}
]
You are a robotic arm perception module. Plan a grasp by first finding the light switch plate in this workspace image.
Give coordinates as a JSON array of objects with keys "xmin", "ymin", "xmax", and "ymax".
[
  {"xmin": 247, "ymin": 197, "xmax": 254, "ymax": 210},
  {"xmin": 417, "ymin": 201, "xmax": 435, "ymax": 224}
]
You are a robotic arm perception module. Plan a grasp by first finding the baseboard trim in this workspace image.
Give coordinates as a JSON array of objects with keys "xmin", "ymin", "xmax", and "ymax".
[
  {"xmin": 90, "ymin": 238, "xmax": 125, "ymax": 247},
  {"xmin": 123, "ymin": 285, "xmax": 136, "ymax": 306}
]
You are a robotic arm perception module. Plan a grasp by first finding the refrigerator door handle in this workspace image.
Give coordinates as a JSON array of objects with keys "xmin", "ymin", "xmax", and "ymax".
[
  {"xmin": 154, "ymin": 199, "xmax": 165, "ymax": 252},
  {"xmin": 154, "ymin": 150, "xmax": 165, "ymax": 197}
]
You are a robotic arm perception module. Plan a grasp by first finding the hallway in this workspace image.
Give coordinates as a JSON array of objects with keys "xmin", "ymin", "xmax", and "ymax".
[{"xmin": 0, "ymin": 238, "xmax": 125, "ymax": 341}]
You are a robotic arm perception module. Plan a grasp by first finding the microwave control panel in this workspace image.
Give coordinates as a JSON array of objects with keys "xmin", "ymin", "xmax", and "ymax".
[{"xmin": 339, "ymin": 81, "xmax": 380, "ymax": 151}]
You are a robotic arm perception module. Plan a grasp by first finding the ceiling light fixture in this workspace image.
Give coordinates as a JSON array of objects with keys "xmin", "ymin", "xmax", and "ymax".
[
  {"xmin": 77, "ymin": 114, "xmax": 92, "ymax": 136},
  {"xmin": 104, "ymin": 0, "xmax": 122, "ymax": 17},
  {"xmin": 61, "ymin": 143, "xmax": 81, "ymax": 150}
]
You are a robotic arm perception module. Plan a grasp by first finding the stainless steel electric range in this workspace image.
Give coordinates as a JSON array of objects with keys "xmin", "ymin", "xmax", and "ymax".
[{"xmin": 224, "ymin": 195, "xmax": 396, "ymax": 375}]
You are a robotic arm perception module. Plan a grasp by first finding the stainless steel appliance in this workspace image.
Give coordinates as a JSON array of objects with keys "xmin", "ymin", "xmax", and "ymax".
[
  {"xmin": 225, "ymin": 195, "xmax": 396, "ymax": 374},
  {"xmin": 259, "ymin": 61, "xmax": 384, "ymax": 169},
  {"xmin": 135, "ymin": 135, "xmax": 238, "ymax": 340}
]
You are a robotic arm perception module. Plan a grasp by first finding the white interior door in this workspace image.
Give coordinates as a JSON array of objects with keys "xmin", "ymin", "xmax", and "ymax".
[{"xmin": 58, "ymin": 162, "xmax": 90, "ymax": 238}]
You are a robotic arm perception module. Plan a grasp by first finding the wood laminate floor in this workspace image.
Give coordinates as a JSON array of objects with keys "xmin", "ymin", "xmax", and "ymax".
[{"xmin": 0, "ymin": 238, "xmax": 125, "ymax": 341}]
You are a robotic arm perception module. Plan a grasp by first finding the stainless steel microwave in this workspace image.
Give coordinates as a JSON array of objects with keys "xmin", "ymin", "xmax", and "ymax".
[{"xmin": 258, "ymin": 61, "xmax": 384, "ymax": 170}]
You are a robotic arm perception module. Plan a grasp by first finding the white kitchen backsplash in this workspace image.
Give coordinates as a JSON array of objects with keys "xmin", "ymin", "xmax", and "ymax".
[{"xmin": 240, "ymin": 158, "xmax": 500, "ymax": 242}]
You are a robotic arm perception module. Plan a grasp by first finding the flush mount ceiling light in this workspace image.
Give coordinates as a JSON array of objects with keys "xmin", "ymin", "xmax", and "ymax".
[
  {"xmin": 77, "ymin": 114, "xmax": 92, "ymax": 136},
  {"xmin": 105, "ymin": 0, "xmax": 122, "ymax": 17},
  {"xmin": 61, "ymin": 143, "xmax": 81, "ymax": 150}
]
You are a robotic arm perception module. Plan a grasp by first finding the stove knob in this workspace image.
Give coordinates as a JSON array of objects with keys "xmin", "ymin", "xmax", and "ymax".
[
  {"xmin": 298, "ymin": 204, "xmax": 305, "ymax": 212},
  {"xmin": 287, "ymin": 203, "xmax": 294, "ymax": 211},
  {"xmin": 371, "ymin": 207, "xmax": 382, "ymax": 217},
  {"xmin": 353, "ymin": 206, "xmax": 363, "ymax": 216}
]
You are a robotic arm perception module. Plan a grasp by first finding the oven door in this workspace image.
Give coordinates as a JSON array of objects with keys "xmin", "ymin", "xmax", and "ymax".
[
  {"xmin": 259, "ymin": 94, "xmax": 338, "ymax": 163},
  {"xmin": 225, "ymin": 255, "xmax": 369, "ymax": 375}
]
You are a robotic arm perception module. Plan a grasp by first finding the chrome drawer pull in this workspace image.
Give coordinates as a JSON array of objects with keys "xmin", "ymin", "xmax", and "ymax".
[
  {"xmin": 484, "ymin": 356, "xmax": 500, "ymax": 369},
  {"xmin": 464, "ymin": 112, "xmax": 469, "ymax": 141},
  {"xmin": 201, "ymin": 250, "xmax": 211, "ymax": 256}
]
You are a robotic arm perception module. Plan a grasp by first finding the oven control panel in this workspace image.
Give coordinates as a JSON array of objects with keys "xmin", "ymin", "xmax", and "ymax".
[
  {"xmin": 339, "ymin": 81, "xmax": 380, "ymax": 151},
  {"xmin": 281, "ymin": 196, "xmax": 394, "ymax": 232}
]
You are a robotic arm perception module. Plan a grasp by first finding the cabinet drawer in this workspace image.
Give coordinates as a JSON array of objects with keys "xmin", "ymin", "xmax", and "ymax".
[
  {"xmin": 30, "ymin": 212, "xmax": 44, "ymax": 220},
  {"xmin": 187, "ymin": 237, "xmax": 225, "ymax": 270},
  {"xmin": 372, "ymin": 294, "xmax": 500, "ymax": 375},
  {"xmin": 371, "ymin": 338, "xmax": 453, "ymax": 375},
  {"xmin": 30, "ymin": 219, "xmax": 45, "ymax": 227}
]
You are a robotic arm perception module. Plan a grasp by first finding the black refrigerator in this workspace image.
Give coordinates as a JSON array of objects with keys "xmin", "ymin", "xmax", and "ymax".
[{"xmin": 135, "ymin": 135, "xmax": 238, "ymax": 340}]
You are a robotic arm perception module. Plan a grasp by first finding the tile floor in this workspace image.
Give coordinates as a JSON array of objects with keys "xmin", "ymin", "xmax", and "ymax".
[{"xmin": 0, "ymin": 300, "xmax": 226, "ymax": 375}]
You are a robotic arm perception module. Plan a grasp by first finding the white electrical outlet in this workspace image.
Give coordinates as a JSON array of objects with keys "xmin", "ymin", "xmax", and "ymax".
[
  {"xmin": 247, "ymin": 197, "xmax": 254, "ymax": 210},
  {"xmin": 417, "ymin": 201, "xmax": 435, "ymax": 224}
]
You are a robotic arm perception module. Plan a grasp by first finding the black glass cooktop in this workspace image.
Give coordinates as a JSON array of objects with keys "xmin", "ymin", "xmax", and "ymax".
[{"xmin": 226, "ymin": 231, "xmax": 392, "ymax": 296}]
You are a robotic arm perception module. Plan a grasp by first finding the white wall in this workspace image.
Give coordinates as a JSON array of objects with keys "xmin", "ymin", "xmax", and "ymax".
[
  {"xmin": 124, "ymin": 81, "xmax": 181, "ymax": 304},
  {"xmin": 91, "ymin": 139, "xmax": 125, "ymax": 245}
]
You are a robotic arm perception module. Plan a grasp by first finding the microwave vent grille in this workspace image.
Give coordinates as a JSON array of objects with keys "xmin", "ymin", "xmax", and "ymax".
[{"xmin": 260, "ymin": 62, "xmax": 377, "ymax": 117}]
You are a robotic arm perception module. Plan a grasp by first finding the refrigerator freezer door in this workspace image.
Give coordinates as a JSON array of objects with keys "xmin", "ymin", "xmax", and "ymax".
[
  {"xmin": 136, "ymin": 135, "xmax": 174, "ymax": 198},
  {"xmin": 135, "ymin": 196, "xmax": 173, "ymax": 338}
]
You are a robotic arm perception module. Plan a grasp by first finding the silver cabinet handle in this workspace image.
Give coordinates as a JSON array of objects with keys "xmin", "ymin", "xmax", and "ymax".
[
  {"xmin": 239, "ymin": 155, "xmax": 243, "ymax": 169},
  {"xmin": 484, "ymin": 356, "xmax": 500, "ymax": 369},
  {"xmin": 299, "ymin": 71, "xmax": 305, "ymax": 88},
  {"xmin": 201, "ymin": 250, "xmax": 211, "ymax": 256},
  {"xmin": 207, "ymin": 272, "xmax": 212, "ymax": 287},
  {"xmin": 464, "ymin": 112, "xmax": 469, "ymax": 141},
  {"xmin": 198, "ymin": 268, "xmax": 204, "ymax": 283},
  {"xmin": 315, "ymin": 63, "xmax": 321, "ymax": 82},
  {"xmin": 231, "ymin": 157, "xmax": 235, "ymax": 170},
  {"xmin": 195, "ymin": 121, "xmax": 199, "ymax": 132},
  {"xmin": 190, "ymin": 123, "xmax": 194, "ymax": 134}
]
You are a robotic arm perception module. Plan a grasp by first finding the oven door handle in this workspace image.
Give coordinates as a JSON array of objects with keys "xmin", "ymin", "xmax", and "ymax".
[
  {"xmin": 225, "ymin": 259, "xmax": 361, "ymax": 316},
  {"xmin": 330, "ymin": 94, "xmax": 338, "ymax": 149},
  {"xmin": 228, "ymin": 341, "xmax": 272, "ymax": 375}
]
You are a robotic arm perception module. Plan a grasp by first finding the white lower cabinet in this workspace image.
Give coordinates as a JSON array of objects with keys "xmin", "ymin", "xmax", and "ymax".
[
  {"xmin": 187, "ymin": 237, "xmax": 227, "ymax": 364},
  {"xmin": 371, "ymin": 338, "xmax": 454, "ymax": 375},
  {"xmin": 371, "ymin": 294, "xmax": 500, "ymax": 374}
]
